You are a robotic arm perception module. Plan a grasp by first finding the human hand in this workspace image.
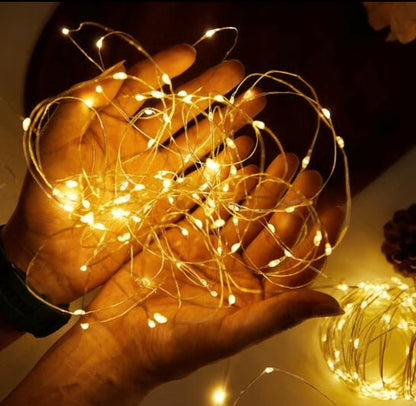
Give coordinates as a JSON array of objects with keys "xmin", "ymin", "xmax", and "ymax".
[
  {"xmin": 61, "ymin": 153, "xmax": 345, "ymax": 403},
  {"xmin": 1, "ymin": 43, "xmax": 264, "ymax": 305}
]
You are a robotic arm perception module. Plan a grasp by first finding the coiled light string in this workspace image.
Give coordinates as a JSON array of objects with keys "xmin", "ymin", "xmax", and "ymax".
[{"xmin": 21, "ymin": 22, "xmax": 350, "ymax": 325}]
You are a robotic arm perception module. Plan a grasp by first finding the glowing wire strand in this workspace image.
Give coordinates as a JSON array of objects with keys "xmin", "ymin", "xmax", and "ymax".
[{"xmin": 21, "ymin": 23, "xmax": 350, "ymax": 325}]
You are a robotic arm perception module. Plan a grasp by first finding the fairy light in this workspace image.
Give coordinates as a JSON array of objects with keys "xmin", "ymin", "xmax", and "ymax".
[
  {"xmin": 211, "ymin": 386, "xmax": 227, "ymax": 405},
  {"xmin": 21, "ymin": 22, "xmax": 350, "ymax": 327},
  {"xmin": 320, "ymin": 278, "xmax": 416, "ymax": 400},
  {"xmin": 22, "ymin": 117, "xmax": 31, "ymax": 131}
]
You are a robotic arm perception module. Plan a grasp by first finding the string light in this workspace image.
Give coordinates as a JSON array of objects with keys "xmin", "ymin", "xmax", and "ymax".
[
  {"xmin": 320, "ymin": 277, "xmax": 416, "ymax": 401},
  {"xmin": 21, "ymin": 22, "xmax": 350, "ymax": 327}
]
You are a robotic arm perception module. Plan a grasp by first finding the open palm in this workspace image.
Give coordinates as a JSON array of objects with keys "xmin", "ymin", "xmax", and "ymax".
[{"xmin": 2, "ymin": 44, "xmax": 265, "ymax": 305}]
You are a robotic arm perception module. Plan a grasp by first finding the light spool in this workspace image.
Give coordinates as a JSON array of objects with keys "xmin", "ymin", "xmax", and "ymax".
[{"xmin": 320, "ymin": 277, "xmax": 416, "ymax": 401}]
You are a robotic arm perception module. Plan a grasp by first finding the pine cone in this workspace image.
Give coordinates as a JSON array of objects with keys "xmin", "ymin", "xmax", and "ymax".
[{"xmin": 382, "ymin": 203, "xmax": 416, "ymax": 277}]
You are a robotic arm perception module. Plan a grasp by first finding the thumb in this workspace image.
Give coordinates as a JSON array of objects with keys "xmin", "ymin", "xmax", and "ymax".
[{"xmin": 221, "ymin": 289, "xmax": 342, "ymax": 353}]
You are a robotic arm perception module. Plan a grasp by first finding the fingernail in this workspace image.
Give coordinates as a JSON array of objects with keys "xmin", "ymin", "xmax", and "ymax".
[
  {"xmin": 98, "ymin": 60, "xmax": 126, "ymax": 77},
  {"xmin": 313, "ymin": 300, "xmax": 344, "ymax": 317}
]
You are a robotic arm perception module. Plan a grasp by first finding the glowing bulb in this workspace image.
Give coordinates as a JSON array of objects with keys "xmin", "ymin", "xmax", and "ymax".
[
  {"xmin": 22, "ymin": 117, "xmax": 31, "ymax": 131},
  {"xmin": 253, "ymin": 120, "xmax": 265, "ymax": 129},
  {"xmin": 213, "ymin": 94, "xmax": 225, "ymax": 103},
  {"xmin": 181, "ymin": 228, "xmax": 189, "ymax": 236},
  {"xmin": 133, "ymin": 183, "xmax": 145, "ymax": 191},
  {"xmin": 265, "ymin": 367, "xmax": 274, "ymax": 374},
  {"xmin": 268, "ymin": 259, "xmax": 280, "ymax": 267},
  {"xmin": 80, "ymin": 212, "xmax": 94, "ymax": 225},
  {"xmin": 148, "ymin": 319, "xmax": 156, "ymax": 328},
  {"xmin": 61, "ymin": 27, "xmax": 69, "ymax": 35},
  {"xmin": 336, "ymin": 136, "xmax": 345, "ymax": 149},
  {"xmin": 113, "ymin": 72, "xmax": 128, "ymax": 80},
  {"xmin": 65, "ymin": 180, "xmax": 78, "ymax": 188},
  {"xmin": 314, "ymin": 230, "xmax": 322, "ymax": 246},
  {"xmin": 228, "ymin": 294, "xmax": 236, "ymax": 305},
  {"xmin": 322, "ymin": 108, "xmax": 331, "ymax": 119},
  {"xmin": 205, "ymin": 29, "xmax": 216, "ymax": 38},
  {"xmin": 135, "ymin": 94, "xmax": 145, "ymax": 101},
  {"xmin": 325, "ymin": 243, "xmax": 332, "ymax": 256},
  {"xmin": 267, "ymin": 223, "xmax": 276, "ymax": 233},
  {"xmin": 147, "ymin": 139, "xmax": 156, "ymax": 149},
  {"xmin": 84, "ymin": 98, "xmax": 93, "ymax": 108},
  {"xmin": 114, "ymin": 194, "xmax": 131, "ymax": 204},
  {"xmin": 177, "ymin": 90, "xmax": 187, "ymax": 97},
  {"xmin": 94, "ymin": 223, "xmax": 106, "ymax": 231},
  {"xmin": 211, "ymin": 386, "xmax": 227, "ymax": 405},
  {"xmin": 96, "ymin": 38, "xmax": 103, "ymax": 49},
  {"xmin": 206, "ymin": 158, "xmax": 220, "ymax": 172},
  {"xmin": 213, "ymin": 218, "xmax": 225, "ymax": 228},
  {"xmin": 225, "ymin": 137, "xmax": 236, "ymax": 149},
  {"xmin": 117, "ymin": 232, "xmax": 131, "ymax": 242},
  {"xmin": 63, "ymin": 204, "xmax": 75, "ymax": 212},
  {"xmin": 80, "ymin": 322, "xmax": 90, "ymax": 330},
  {"xmin": 302, "ymin": 156, "xmax": 310, "ymax": 168},
  {"xmin": 154, "ymin": 313, "xmax": 168, "ymax": 324},
  {"xmin": 231, "ymin": 242, "xmax": 241, "ymax": 253},
  {"xmin": 73, "ymin": 309, "xmax": 86, "ymax": 315},
  {"xmin": 151, "ymin": 90, "xmax": 164, "ymax": 99},
  {"xmin": 194, "ymin": 218, "xmax": 203, "ymax": 229},
  {"xmin": 161, "ymin": 73, "xmax": 171, "ymax": 85}
]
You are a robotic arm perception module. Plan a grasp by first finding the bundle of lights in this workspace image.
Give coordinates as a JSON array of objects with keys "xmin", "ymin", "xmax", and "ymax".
[
  {"xmin": 21, "ymin": 22, "xmax": 349, "ymax": 325},
  {"xmin": 320, "ymin": 278, "xmax": 416, "ymax": 401}
]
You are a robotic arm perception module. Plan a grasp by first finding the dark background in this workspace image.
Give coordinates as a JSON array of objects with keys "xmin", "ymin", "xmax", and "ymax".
[{"xmin": 24, "ymin": 2, "xmax": 416, "ymax": 201}]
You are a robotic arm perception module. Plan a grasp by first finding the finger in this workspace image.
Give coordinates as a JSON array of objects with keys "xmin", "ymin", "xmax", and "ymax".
[
  {"xmin": 134, "ymin": 60, "xmax": 245, "ymax": 148},
  {"xmin": 210, "ymin": 289, "xmax": 342, "ymax": 356},
  {"xmin": 161, "ymin": 87, "xmax": 266, "ymax": 173},
  {"xmin": 221, "ymin": 153, "xmax": 299, "ymax": 249},
  {"xmin": 38, "ymin": 62, "xmax": 127, "ymax": 176},
  {"xmin": 263, "ymin": 206, "xmax": 345, "ymax": 290},
  {"xmin": 137, "ymin": 135, "xmax": 255, "ymax": 233},
  {"xmin": 163, "ymin": 163, "xmax": 260, "ymax": 264},
  {"xmin": 242, "ymin": 170, "xmax": 323, "ymax": 268},
  {"xmin": 103, "ymin": 44, "xmax": 196, "ymax": 117}
]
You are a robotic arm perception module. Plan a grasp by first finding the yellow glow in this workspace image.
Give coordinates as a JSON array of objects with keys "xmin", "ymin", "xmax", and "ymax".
[
  {"xmin": 321, "ymin": 278, "xmax": 416, "ymax": 401},
  {"xmin": 22, "ymin": 117, "xmax": 31, "ymax": 131},
  {"xmin": 322, "ymin": 108, "xmax": 331, "ymax": 119},
  {"xmin": 161, "ymin": 73, "xmax": 171, "ymax": 85},
  {"xmin": 211, "ymin": 386, "xmax": 227, "ymax": 405},
  {"xmin": 25, "ymin": 22, "xmax": 349, "ymax": 330},
  {"xmin": 80, "ymin": 322, "xmax": 89, "ymax": 330},
  {"xmin": 253, "ymin": 120, "xmax": 265, "ymax": 129},
  {"xmin": 151, "ymin": 90, "xmax": 164, "ymax": 99},
  {"xmin": 113, "ymin": 72, "xmax": 128, "ymax": 80},
  {"xmin": 154, "ymin": 312, "xmax": 168, "ymax": 324}
]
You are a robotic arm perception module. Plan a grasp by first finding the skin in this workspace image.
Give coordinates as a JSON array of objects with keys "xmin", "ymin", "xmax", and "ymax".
[{"xmin": 0, "ymin": 43, "xmax": 345, "ymax": 405}]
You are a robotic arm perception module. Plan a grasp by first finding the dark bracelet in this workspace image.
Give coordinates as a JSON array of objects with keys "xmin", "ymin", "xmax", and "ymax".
[{"xmin": 0, "ymin": 225, "xmax": 71, "ymax": 337}]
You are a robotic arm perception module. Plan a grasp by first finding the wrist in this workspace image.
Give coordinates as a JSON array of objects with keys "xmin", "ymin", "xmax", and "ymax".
[{"xmin": 3, "ymin": 321, "xmax": 154, "ymax": 406}]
